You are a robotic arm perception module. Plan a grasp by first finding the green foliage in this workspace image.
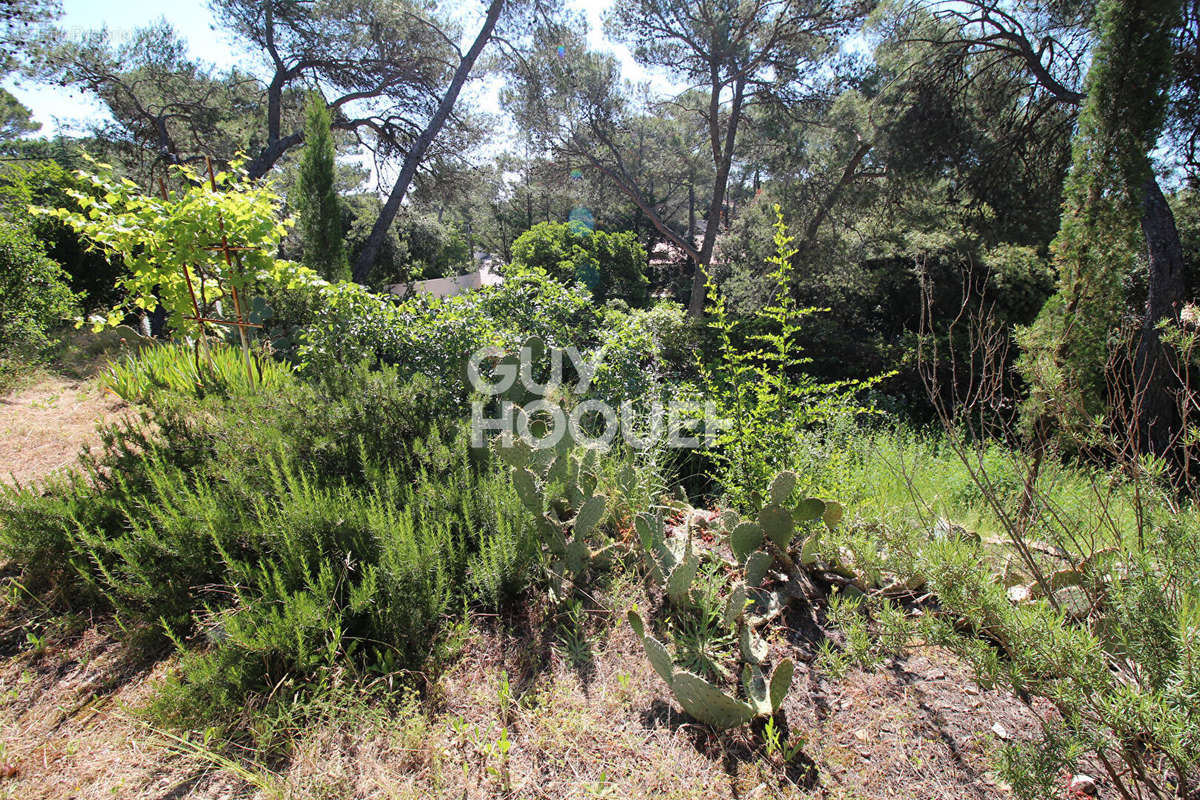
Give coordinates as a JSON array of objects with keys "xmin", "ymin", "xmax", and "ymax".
[
  {"xmin": 1018, "ymin": 0, "xmax": 1183, "ymax": 433},
  {"xmin": 466, "ymin": 495, "xmax": 539, "ymax": 611},
  {"xmin": 0, "ymin": 221, "xmax": 80, "ymax": 389},
  {"xmin": 294, "ymin": 94, "xmax": 349, "ymax": 281},
  {"xmin": 0, "ymin": 157, "xmax": 124, "ymax": 308},
  {"xmin": 149, "ymin": 464, "xmax": 467, "ymax": 724},
  {"xmin": 297, "ymin": 269, "xmax": 598, "ymax": 392},
  {"xmin": 35, "ymin": 158, "xmax": 318, "ymax": 334},
  {"xmin": 101, "ymin": 340, "xmax": 296, "ymax": 404},
  {"xmin": 700, "ymin": 205, "xmax": 890, "ymax": 507},
  {"xmin": 389, "ymin": 210, "xmax": 471, "ymax": 285},
  {"xmin": 587, "ymin": 300, "xmax": 699, "ymax": 407},
  {"xmin": 0, "ymin": 351, "xmax": 542, "ymax": 726},
  {"xmin": 509, "ymin": 221, "xmax": 649, "ymax": 305}
]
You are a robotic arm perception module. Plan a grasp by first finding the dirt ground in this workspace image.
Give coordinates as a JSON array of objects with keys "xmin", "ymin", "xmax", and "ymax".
[
  {"xmin": 1, "ymin": 328, "xmax": 146, "ymax": 488},
  {"xmin": 0, "ymin": 586, "xmax": 1109, "ymax": 800},
  {"xmin": 0, "ymin": 374, "xmax": 129, "ymax": 488}
]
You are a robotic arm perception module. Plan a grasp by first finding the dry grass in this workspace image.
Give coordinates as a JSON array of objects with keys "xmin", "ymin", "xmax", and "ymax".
[
  {"xmin": 0, "ymin": 327, "xmax": 147, "ymax": 488},
  {"xmin": 0, "ymin": 573, "xmax": 1110, "ymax": 800},
  {"xmin": 0, "ymin": 620, "xmax": 246, "ymax": 800},
  {"xmin": 0, "ymin": 375, "xmax": 130, "ymax": 487},
  {"xmin": 0, "ymin": 600, "xmax": 1054, "ymax": 800}
]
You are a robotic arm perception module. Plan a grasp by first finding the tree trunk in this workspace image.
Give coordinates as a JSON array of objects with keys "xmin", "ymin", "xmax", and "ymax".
[
  {"xmin": 687, "ymin": 76, "xmax": 746, "ymax": 317},
  {"xmin": 352, "ymin": 0, "xmax": 504, "ymax": 282},
  {"xmin": 1134, "ymin": 174, "xmax": 1187, "ymax": 457},
  {"xmin": 687, "ymin": 180, "xmax": 696, "ymax": 284}
]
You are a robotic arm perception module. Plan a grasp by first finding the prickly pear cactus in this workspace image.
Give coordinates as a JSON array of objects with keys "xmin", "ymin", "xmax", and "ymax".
[
  {"xmin": 671, "ymin": 671, "xmax": 757, "ymax": 729},
  {"xmin": 497, "ymin": 431, "xmax": 613, "ymax": 592},
  {"xmin": 759, "ymin": 503, "xmax": 794, "ymax": 548},
  {"xmin": 729, "ymin": 521, "xmax": 763, "ymax": 562},
  {"xmin": 666, "ymin": 537, "xmax": 700, "ymax": 608},
  {"xmin": 768, "ymin": 471, "xmax": 797, "ymax": 504},
  {"xmin": 627, "ymin": 610, "xmax": 797, "ymax": 732}
]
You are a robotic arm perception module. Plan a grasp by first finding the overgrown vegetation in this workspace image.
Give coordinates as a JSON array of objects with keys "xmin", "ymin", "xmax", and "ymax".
[
  {"xmin": 0, "ymin": 222, "xmax": 78, "ymax": 392},
  {"xmin": 1, "ymin": 0, "xmax": 1199, "ymax": 797}
]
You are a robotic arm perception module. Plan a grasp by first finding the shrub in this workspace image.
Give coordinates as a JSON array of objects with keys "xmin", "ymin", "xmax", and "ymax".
[
  {"xmin": 508, "ymin": 221, "xmax": 649, "ymax": 305},
  {"xmin": 36, "ymin": 159, "xmax": 318, "ymax": 335},
  {"xmin": 588, "ymin": 300, "xmax": 699, "ymax": 407},
  {"xmin": 0, "ymin": 159, "xmax": 124, "ymax": 309},
  {"xmin": 700, "ymin": 206, "xmax": 889, "ymax": 508},
  {"xmin": 296, "ymin": 270, "xmax": 598, "ymax": 393},
  {"xmin": 0, "ymin": 222, "xmax": 79, "ymax": 389},
  {"xmin": 1, "ymin": 350, "xmax": 542, "ymax": 728}
]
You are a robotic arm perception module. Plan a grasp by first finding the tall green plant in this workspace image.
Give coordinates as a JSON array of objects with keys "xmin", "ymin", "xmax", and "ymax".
[
  {"xmin": 1018, "ymin": 0, "xmax": 1182, "ymax": 439},
  {"xmin": 0, "ymin": 222, "xmax": 79, "ymax": 388},
  {"xmin": 35, "ymin": 157, "xmax": 317, "ymax": 334},
  {"xmin": 295, "ymin": 94, "xmax": 349, "ymax": 281},
  {"xmin": 700, "ymin": 205, "xmax": 888, "ymax": 507}
]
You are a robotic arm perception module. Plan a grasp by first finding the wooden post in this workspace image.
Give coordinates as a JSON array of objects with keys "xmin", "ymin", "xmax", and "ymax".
[{"xmin": 205, "ymin": 158, "xmax": 255, "ymax": 383}]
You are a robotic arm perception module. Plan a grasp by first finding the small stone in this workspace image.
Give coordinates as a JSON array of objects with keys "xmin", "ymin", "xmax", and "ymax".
[
  {"xmin": 1069, "ymin": 774, "xmax": 1098, "ymax": 796},
  {"xmin": 1007, "ymin": 584, "xmax": 1031, "ymax": 603},
  {"xmin": 854, "ymin": 728, "xmax": 869, "ymax": 742},
  {"xmin": 991, "ymin": 722, "xmax": 1010, "ymax": 740}
]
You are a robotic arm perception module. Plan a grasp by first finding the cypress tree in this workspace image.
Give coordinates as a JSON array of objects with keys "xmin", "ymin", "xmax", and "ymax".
[
  {"xmin": 1018, "ymin": 0, "xmax": 1184, "ymax": 451},
  {"xmin": 295, "ymin": 94, "xmax": 348, "ymax": 281}
]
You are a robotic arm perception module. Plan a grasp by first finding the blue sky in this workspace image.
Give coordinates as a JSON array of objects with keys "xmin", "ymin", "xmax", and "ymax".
[{"xmin": 4, "ymin": 0, "xmax": 657, "ymax": 140}]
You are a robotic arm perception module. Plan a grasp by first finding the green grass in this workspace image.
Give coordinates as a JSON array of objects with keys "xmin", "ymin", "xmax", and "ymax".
[
  {"xmin": 790, "ymin": 423, "xmax": 1150, "ymax": 554},
  {"xmin": 101, "ymin": 340, "xmax": 296, "ymax": 404}
]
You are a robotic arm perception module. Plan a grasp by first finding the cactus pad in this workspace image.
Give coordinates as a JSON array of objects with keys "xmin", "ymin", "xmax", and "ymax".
[
  {"xmin": 822, "ymin": 500, "xmax": 844, "ymax": 529},
  {"xmin": 745, "ymin": 550, "xmax": 773, "ymax": 586},
  {"xmin": 729, "ymin": 521, "xmax": 763, "ymax": 562},
  {"xmin": 769, "ymin": 658, "xmax": 795, "ymax": 712},
  {"xmin": 794, "ymin": 497, "xmax": 825, "ymax": 523},
  {"xmin": 667, "ymin": 548, "xmax": 699, "ymax": 607},
  {"xmin": 513, "ymin": 467, "xmax": 541, "ymax": 512},
  {"xmin": 642, "ymin": 634, "xmax": 675, "ymax": 685},
  {"xmin": 768, "ymin": 471, "xmax": 798, "ymax": 504},
  {"xmin": 723, "ymin": 583, "xmax": 748, "ymax": 628},
  {"xmin": 573, "ymin": 493, "xmax": 607, "ymax": 537},
  {"xmin": 758, "ymin": 504, "xmax": 794, "ymax": 549},
  {"xmin": 670, "ymin": 671, "xmax": 756, "ymax": 730}
]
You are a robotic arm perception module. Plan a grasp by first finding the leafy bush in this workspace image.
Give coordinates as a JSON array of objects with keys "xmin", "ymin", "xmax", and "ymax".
[
  {"xmin": 1, "ymin": 352, "xmax": 542, "ymax": 728},
  {"xmin": 0, "ymin": 159, "xmax": 124, "ymax": 309},
  {"xmin": 0, "ymin": 222, "xmax": 79, "ymax": 390},
  {"xmin": 36, "ymin": 159, "xmax": 318, "ymax": 334},
  {"xmin": 509, "ymin": 221, "xmax": 649, "ymax": 305},
  {"xmin": 587, "ymin": 300, "xmax": 699, "ymax": 406},
  {"xmin": 296, "ymin": 270, "xmax": 598, "ymax": 392}
]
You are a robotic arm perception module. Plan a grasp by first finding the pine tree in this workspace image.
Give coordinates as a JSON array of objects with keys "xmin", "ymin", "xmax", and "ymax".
[{"xmin": 295, "ymin": 94, "xmax": 348, "ymax": 281}]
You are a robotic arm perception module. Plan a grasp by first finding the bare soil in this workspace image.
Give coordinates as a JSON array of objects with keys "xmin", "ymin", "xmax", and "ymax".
[
  {"xmin": 0, "ymin": 374, "xmax": 129, "ymax": 488},
  {"xmin": 0, "ymin": 586, "xmax": 1106, "ymax": 800}
]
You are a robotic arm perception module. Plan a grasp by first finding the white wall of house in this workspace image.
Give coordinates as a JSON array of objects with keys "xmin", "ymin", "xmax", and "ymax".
[{"xmin": 388, "ymin": 259, "xmax": 504, "ymax": 299}]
